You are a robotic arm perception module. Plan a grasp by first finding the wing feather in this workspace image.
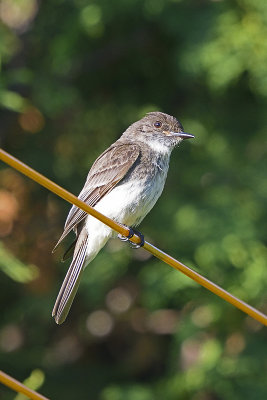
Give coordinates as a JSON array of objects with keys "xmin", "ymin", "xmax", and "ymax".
[{"xmin": 53, "ymin": 143, "xmax": 140, "ymax": 250}]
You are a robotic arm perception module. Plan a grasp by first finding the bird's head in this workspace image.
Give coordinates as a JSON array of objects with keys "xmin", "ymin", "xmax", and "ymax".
[{"xmin": 123, "ymin": 111, "xmax": 194, "ymax": 151}]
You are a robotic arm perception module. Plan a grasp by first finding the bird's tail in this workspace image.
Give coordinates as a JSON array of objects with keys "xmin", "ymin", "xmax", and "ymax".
[{"xmin": 52, "ymin": 233, "xmax": 89, "ymax": 324}]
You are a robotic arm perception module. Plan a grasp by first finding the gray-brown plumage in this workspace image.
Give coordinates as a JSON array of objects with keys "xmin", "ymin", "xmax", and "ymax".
[{"xmin": 52, "ymin": 112, "xmax": 194, "ymax": 324}]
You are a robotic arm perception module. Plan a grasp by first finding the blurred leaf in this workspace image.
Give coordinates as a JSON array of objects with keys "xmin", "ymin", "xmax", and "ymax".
[
  {"xmin": 0, "ymin": 90, "xmax": 28, "ymax": 112},
  {"xmin": 14, "ymin": 369, "xmax": 45, "ymax": 400},
  {"xmin": 0, "ymin": 242, "xmax": 39, "ymax": 282}
]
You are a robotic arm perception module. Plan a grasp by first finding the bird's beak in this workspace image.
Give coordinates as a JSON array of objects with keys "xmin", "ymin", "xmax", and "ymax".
[{"xmin": 169, "ymin": 131, "xmax": 195, "ymax": 139}]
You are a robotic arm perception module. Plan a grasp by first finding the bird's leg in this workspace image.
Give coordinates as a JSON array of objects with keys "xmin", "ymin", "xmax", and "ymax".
[{"xmin": 118, "ymin": 226, "xmax": 145, "ymax": 248}]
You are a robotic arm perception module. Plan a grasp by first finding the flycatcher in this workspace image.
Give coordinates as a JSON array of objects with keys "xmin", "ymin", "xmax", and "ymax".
[{"xmin": 52, "ymin": 111, "xmax": 194, "ymax": 324}]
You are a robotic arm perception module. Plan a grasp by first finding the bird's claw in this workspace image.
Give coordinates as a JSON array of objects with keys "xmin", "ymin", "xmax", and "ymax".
[
  {"xmin": 118, "ymin": 226, "xmax": 135, "ymax": 242},
  {"xmin": 118, "ymin": 226, "xmax": 145, "ymax": 248}
]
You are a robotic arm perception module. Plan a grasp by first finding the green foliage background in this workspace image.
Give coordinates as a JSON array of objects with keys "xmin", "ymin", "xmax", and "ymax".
[{"xmin": 0, "ymin": 0, "xmax": 267, "ymax": 399}]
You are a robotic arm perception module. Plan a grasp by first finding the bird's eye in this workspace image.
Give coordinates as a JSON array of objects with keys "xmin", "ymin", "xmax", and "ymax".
[{"xmin": 154, "ymin": 121, "xmax": 162, "ymax": 128}]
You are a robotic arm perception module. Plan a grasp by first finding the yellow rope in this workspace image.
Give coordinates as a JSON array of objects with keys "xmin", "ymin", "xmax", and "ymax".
[
  {"xmin": 1, "ymin": 148, "xmax": 266, "ymax": 326},
  {"xmin": 0, "ymin": 370, "xmax": 50, "ymax": 400}
]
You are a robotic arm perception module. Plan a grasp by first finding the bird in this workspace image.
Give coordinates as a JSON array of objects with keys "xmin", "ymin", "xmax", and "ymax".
[{"xmin": 52, "ymin": 111, "xmax": 194, "ymax": 324}]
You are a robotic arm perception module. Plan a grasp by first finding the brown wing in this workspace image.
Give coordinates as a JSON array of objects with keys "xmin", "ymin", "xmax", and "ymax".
[{"xmin": 53, "ymin": 143, "xmax": 140, "ymax": 250}]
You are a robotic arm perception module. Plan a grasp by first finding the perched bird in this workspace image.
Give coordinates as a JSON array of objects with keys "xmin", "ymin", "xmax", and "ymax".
[{"xmin": 52, "ymin": 111, "xmax": 194, "ymax": 324}]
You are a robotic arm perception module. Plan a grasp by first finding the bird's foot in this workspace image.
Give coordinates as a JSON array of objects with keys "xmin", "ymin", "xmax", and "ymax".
[
  {"xmin": 129, "ymin": 228, "xmax": 145, "ymax": 249},
  {"xmin": 118, "ymin": 226, "xmax": 134, "ymax": 242},
  {"xmin": 118, "ymin": 226, "xmax": 145, "ymax": 248}
]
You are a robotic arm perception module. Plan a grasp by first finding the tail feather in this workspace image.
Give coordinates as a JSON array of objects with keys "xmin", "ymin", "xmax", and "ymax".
[{"xmin": 52, "ymin": 234, "xmax": 88, "ymax": 324}]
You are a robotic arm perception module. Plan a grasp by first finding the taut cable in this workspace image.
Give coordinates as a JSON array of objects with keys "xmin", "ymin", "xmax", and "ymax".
[
  {"xmin": 0, "ymin": 370, "xmax": 49, "ymax": 400},
  {"xmin": 0, "ymin": 148, "xmax": 266, "ymax": 326}
]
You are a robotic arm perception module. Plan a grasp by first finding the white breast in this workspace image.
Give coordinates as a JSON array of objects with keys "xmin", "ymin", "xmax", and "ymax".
[
  {"xmin": 85, "ymin": 165, "xmax": 167, "ymax": 234},
  {"xmin": 95, "ymin": 175, "xmax": 165, "ymax": 227},
  {"xmin": 83, "ymin": 149, "xmax": 170, "ymax": 263}
]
